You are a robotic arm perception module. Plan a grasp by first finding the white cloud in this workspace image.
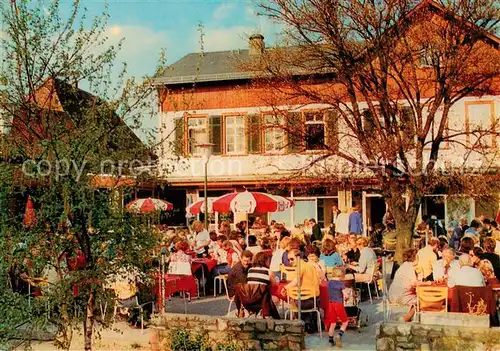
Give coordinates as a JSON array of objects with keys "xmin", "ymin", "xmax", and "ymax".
[
  {"xmin": 212, "ymin": 2, "xmax": 237, "ymax": 22},
  {"xmin": 104, "ymin": 24, "xmax": 170, "ymax": 79},
  {"xmin": 201, "ymin": 26, "xmax": 255, "ymax": 52}
]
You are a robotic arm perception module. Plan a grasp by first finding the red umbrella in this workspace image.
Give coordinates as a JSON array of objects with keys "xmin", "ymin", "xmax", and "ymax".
[
  {"xmin": 23, "ymin": 196, "xmax": 37, "ymax": 228},
  {"xmin": 186, "ymin": 199, "xmax": 213, "ymax": 215},
  {"xmin": 126, "ymin": 198, "xmax": 173, "ymax": 213},
  {"xmin": 211, "ymin": 190, "xmax": 294, "ymax": 214}
]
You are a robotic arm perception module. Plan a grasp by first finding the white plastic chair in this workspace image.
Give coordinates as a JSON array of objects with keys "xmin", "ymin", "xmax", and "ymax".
[{"xmin": 365, "ymin": 264, "xmax": 380, "ymax": 304}]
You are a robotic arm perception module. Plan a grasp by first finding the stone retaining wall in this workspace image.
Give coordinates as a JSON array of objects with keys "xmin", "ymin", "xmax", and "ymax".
[
  {"xmin": 376, "ymin": 322, "xmax": 500, "ymax": 350},
  {"xmin": 150, "ymin": 313, "xmax": 305, "ymax": 350}
]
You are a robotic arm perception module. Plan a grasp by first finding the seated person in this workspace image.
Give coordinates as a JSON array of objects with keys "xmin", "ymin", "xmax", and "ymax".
[
  {"xmin": 448, "ymin": 254, "xmax": 485, "ymax": 288},
  {"xmin": 228, "ymin": 231, "xmax": 244, "ymax": 256},
  {"xmin": 282, "ymin": 249, "xmax": 320, "ymax": 334},
  {"xmin": 270, "ymin": 237, "xmax": 291, "ymax": 281},
  {"xmin": 108, "ymin": 267, "xmax": 153, "ymax": 327},
  {"xmin": 213, "ymin": 241, "xmax": 240, "ymax": 276},
  {"xmin": 344, "ymin": 234, "xmax": 360, "ymax": 263},
  {"xmin": 388, "ymin": 249, "xmax": 420, "ymax": 322},
  {"xmin": 480, "ymin": 238, "xmax": 500, "ymax": 280},
  {"xmin": 208, "ymin": 231, "xmax": 219, "ymax": 254},
  {"xmin": 247, "ymin": 235, "xmax": 262, "ymax": 255},
  {"xmin": 326, "ymin": 268, "xmax": 349, "ymax": 348},
  {"xmin": 346, "ymin": 237, "xmax": 378, "ymax": 283},
  {"xmin": 282, "ymin": 238, "xmax": 306, "ymax": 267},
  {"xmin": 432, "ymin": 248, "xmax": 458, "ymax": 281},
  {"xmin": 470, "ymin": 246, "xmax": 484, "ymax": 267},
  {"xmin": 417, "ymin": 237, "xmax": 439, "ymax": 281},
  {"xmin": 227, "ymin": 250, "xmax": 253, "ymax": 297},
  {"xmin": 478, "ymin": 259, "xmax": 499, "ymax": 285},
  {"xmin": 306, "ymin": 244, "xmax": 327, "ymax": 282},
  {"xmin": 168, "ymin": 241, "xmax": 192, "ymax": 275},
  {"xmin": 260, "ymin": 237, "xmax": 273, "ymax": 255},
  {"xmin": 319, "ymin": 239, "xmax": 344, "ymax": 268},
  {"xmin": 234, "ymin": 252, "xmax": 280, "ymax": 319},
  {"xmin": 458, "ymin": 236, "xmax": 475, "ymax": 255}
]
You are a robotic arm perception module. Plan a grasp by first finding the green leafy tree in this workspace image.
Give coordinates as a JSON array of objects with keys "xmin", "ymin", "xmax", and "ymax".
[{"xmin": 0, "ymin": 0, "xmax": 165, "ymax": 349}]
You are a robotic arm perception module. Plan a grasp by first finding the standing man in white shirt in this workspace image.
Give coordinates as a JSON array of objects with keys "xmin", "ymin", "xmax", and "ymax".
[
  {"xmin": 192, "ymin": 221, "xmax": 210, "ymax": 257},
  {"xmin": 447, "ymin": 254, "xmax": 485, "ymax": 288}
]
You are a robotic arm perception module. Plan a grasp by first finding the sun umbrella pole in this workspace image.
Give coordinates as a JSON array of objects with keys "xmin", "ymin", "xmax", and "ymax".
[
  {"xmin": 246, "ymin": 213, "xmax": 249, "ymax": 247},
  {"xmin": 297, "ymin": 251, "xmax": 301, "ymax": 321}
]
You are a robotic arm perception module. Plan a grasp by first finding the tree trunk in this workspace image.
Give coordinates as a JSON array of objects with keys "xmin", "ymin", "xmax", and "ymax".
[
  {"xmin": 84, "ymin": 288, "xmax": 95, "ymax": 351},
  {"xmin": 392, "ymin": 212, "xmax": 415, "ymax": 263},
  {"xmin": 384, "ymin": 183, "xmax": 422, "ymax": 263},
  {"xmin": 56, "ymin": 303, "xmax": 72, "ymax": 350}
]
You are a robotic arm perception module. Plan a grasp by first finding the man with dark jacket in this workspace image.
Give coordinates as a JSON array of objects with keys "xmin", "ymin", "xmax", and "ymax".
[
  {"xmin": 227, "ymin": 250, "xmax": 253, "ymax": 297},
  {"xmin": 450, "ymin": 217, "xmax": 468, "ymax": 250},
  {"xmin": 310, "ymin": 218, "xmax": 323, "ymax": 243}
]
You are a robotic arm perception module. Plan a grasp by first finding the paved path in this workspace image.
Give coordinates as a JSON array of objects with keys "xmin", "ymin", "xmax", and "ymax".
[{"xmin": 29, "ymin": 291, "xmax": 409, "ymax": 350}]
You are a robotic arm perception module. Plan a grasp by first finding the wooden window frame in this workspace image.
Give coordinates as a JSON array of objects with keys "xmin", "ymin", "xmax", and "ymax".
[
  {"xmin": 262, "ymin": 112, "xmax": 287, "ymax": 155},
  {"xmin": 465, "ymin": 100, "xmax": 496, "ymax": 150},
  {"xmin": 222, "ymin": 113, "xmax": 247, "ymax": 156},
  {"xmin": 184, "ymin": 113, "xmax": 208, "ymax": 157},
  {"xmin": 302, "ymin": 109, "xmax": 326, "ymax": 152}
]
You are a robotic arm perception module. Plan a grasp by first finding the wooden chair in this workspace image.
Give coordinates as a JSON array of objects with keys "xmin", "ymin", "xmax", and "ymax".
[
  {"xmin": 280, "ymin": 264, "xmax": 297, "ymax": 281},
  {"xmin": 416, "ymin": 286, "xmax": 448, "ymax": 321},
  {"xmin": 284, "ymin": 287, "xmax": 322, "ymax": 338}
]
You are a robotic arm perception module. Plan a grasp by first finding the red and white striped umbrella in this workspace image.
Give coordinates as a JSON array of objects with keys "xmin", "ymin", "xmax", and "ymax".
[
  {"xmin": 185, "ymin": 199, "xmax": 213, "ymax": 215},
  {"xmin": 126, "ymin": 197, "xmax": 173, "ymax": 213},
  {"xmin": 211, "ymin": 191, "xmax": 294, "ymax": 214}
]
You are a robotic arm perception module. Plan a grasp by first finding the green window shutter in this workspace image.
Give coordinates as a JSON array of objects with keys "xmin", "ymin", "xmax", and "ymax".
[
  {"xmin": 247, "ymin": 114, "xmax": 261, "ymax": 154},
  {"xmin": 287, "ymin": 112, "xmax": 304, "ymax": 153},
  {"xmin": 325, "ymin": 110, "xmax": 339, "ymax": 152},
  {"xmin": 209, "ymin": 115, "xmax": 222, "ymax": 155},
  {"xmin": 173, "ymin": 117, "xmax": 185, "ymax": 156}
]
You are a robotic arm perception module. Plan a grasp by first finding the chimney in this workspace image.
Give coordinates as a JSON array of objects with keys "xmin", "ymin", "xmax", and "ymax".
[{"xmin": 248, "ymin": 34, "xmax": 265, "ymax": 56}]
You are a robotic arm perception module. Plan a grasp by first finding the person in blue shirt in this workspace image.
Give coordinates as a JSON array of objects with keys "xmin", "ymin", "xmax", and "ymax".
[
  {"xmin": 319, "ymin": 239, "xmax": 344, "ymax": 268},
  {"xmin": 464, "ymin": 219, "xmax": 481, "ymax": 238},
  {"xmin": 326, "ymin": 267, "xmax": 349, "ymax": 348},
  {"xmin": 349, "ymin": 207, "xmax": 363, "ymax": 234}
]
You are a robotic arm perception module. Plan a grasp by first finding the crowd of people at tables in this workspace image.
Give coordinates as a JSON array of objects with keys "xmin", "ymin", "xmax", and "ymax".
[
  {"xmin": 166, "ymin": 210, "xmax": 500, "ymax": 339},
  {"xmin": 166, "ymin": 213, "xmax": 379, "ymax": 347},
  {"xmin": 388, "ymin": 214, "xmax": 500, "ymax": 323}
]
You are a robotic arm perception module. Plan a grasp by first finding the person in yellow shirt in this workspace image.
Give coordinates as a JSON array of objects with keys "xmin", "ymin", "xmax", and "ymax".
[
  {"xmin": 417, "ymin": 237, "xmax": 439, "ymax": 281},
  {"xmin": 283, "ymin": 249, "xmax": 320, "ymax": 334}
]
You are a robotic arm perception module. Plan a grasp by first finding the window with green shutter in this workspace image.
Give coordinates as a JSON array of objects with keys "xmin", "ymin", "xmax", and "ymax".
[
  {"xmin": 247, "ymin": 114, "xmax": 261, "ymax": 154},
  {"xmin": 209, "ymin": 115, "xmax": 222, "ymax": 155},
  {"xmin": 173, "ymin": 117, "xmax": 185, "ymax": 156}
]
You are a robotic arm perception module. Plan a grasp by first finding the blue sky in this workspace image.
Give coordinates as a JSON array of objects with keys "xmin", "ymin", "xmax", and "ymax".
[
  {"xmin": 85, "ymin": 0, "xmax": 281, "ymax": 79},
  {"xmin": 73, "ymin": 0, "xmax": 282, "ymax": 139}
]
